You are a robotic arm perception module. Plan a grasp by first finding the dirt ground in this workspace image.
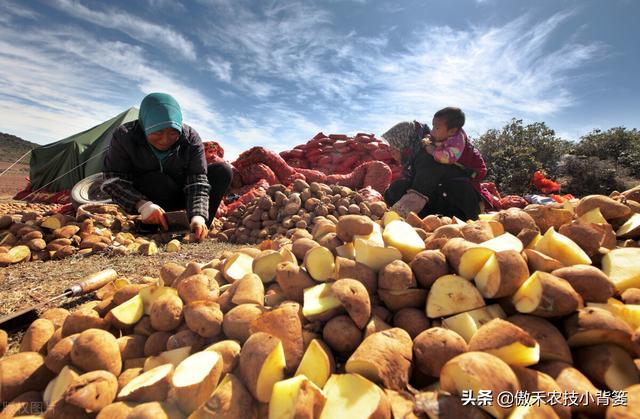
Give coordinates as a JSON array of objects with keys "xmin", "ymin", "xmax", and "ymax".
[
  {"xmin": 0, "ymin": 162, "xmax": 29, "ymax": 199},
  {"xmin": 0, "ymin": 239, "xmax": 242, "ymax": 352}
]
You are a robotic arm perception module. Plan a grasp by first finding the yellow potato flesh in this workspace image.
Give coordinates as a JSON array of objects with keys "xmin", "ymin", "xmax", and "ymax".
[
  {"xmin": 319, "ymin": 374, "xmax": 381, "ymax": 419},
  {"xmin": 295, "ymin": 340, "xmax": 332, "ymax": 388},
  {"xmin": 173, "ymin": 351, "xmax": 220, "ymax": 387},
  {"xmin": 512, "ymin": 273, "xmax": 543, "ymax": 313},
  {"xmin": 43, "ymin": 365, "xmax": 79, "ymax": 407},
  {"xmin": 617, "ymin": 213, "xmax": 640, "ymax": 237},
  {"xmin": 440, "ymin": 363, "xmax": 503, "ymax": 418},
  {"xmin": 458, "ymin": 247, "xmax": 494, "ymax": 279},
  {"xmin": 442, "ymin": 304, "xmax": 506, "ymax": 343},
  {"xmin": 354, "ymin": 222, "xmax": 384, "ymax": 247},
  {"xmin": 382, "ymin": 220, "xmax": 426, "ymax": 261},
  {"xmin": 139, "ymin": 286, "xmax": 178, "ymax": 315},
  {"xmin": 480, "ymin": 232, "xmax": 523, "ymax": 253},
  {"xmin": 382, "ymin": 211, "xmax": 403, "ymax": 227},
  {"xmin": 474, "ymin": 254, "xmax": 501, "ymax": 297},
  {"xmin": 535, "ymin": 227, "xmax": 591, "ymax": 266},
  {"xmin": 110, "ymin": 294, "xmax": 144, "ymax": 326},
  {"xmin": 354, "ymin": 239, "xmax": 402, "ymax": 272},
  {"xmin": 426, "ymin": 275, "xmax": 485, "ymax": 318},
  {"xmin": 335, "ymin": 243, "xmax": 356, "ymax": 259},
  {"xmin": 302, "ymin": 284, "xmax": 341, "ymax": 319},
  {"xmin": 256, "ymin": 342, "xmax": 286, "ymax": 402},
  {"xmin": 224, "ymin": 253, "xmax": 254, "ymax": 282},
  {"xmin": 603, "ymin": 345, "xmax": 639, "ymax": 391},
  {"xmin": 119, "ymin": 363, "xmax": 173, "ymax": 399},
  {"xmin": 269, "ymin": 375, "xmax": 306, "ymax": 419},
  {"xmin": 578, "ymin": 207, "xmax": 607, "ymax": 225},
  {"xmin": 602, "ymin": 248, "xmax": 640, "ymax": 292},
  {"xmin": 144, "ymin": 346, "xmax": 191, "ymax": 371},
  {"xmin": 253, "ymin": 252, "xmax": 284, "ymax": 283},
  {"xmin": 304, "ymin": 247, "xmax": 335, "ymax": 282},
  {"xmin": 485, "ymin": 342, "xmax": 540, "ymax": 367}
]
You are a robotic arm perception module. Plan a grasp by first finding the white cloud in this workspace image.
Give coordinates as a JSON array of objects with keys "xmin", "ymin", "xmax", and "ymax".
[
  {"xmin": 50, "ymin": 0, "xmax": 197, "ymax": 61},
  {"xmin": 0, "ymin": 0, "xmax": 40, "ymax": 20},
  {"xmin": 353, "ymin": 12, "xmax": 600, "ymax": 135},
  {"xmin": 206, "ymin": 58, "xmax": 232, "ymax": 83},
  {"xmin": 0, "ymin": 25, "xmax": 220, "ymax": 144},
  {"xmin": 0, "ymin": 3, "xmax": 601, "ymax": 164}
]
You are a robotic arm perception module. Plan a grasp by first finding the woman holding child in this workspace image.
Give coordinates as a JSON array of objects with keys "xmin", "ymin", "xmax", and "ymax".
[{"xmin": 382, "ymin": 107, "xmax": 487, "ymax": 220}]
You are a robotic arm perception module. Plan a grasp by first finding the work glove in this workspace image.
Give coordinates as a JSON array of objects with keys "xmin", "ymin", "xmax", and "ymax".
[
  {"xmin": 138, "ymin": 201, "xmax": 168, "ymax": 231},
  {"xmin": 190, "ymin": 215, "xmax": 208, "ymax": 242},
  {"xmin": 390, "ymin": 189, "xmax": 428, "ymax": 218}
]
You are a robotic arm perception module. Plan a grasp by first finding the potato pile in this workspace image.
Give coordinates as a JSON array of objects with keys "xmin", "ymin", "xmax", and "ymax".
[
  {"xmin": 2, "ymin": 191, "xmax": 640, "ymax": 418},
  {"xmin": 0, "ymin": 201, "xmax": 62, "ymax": 217},
  {"xmin": 0, "ymin": 205, "xmax": 159, "ymax": 266},
  {"xmin": 216, "ymin": 180, "xmax": 388, "ymax": 244}
]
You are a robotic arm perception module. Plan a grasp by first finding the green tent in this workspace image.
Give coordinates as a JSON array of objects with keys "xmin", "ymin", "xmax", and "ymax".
[{"xmin": 29, "ymin": 107, "xmax": 139, "ymax": 191}]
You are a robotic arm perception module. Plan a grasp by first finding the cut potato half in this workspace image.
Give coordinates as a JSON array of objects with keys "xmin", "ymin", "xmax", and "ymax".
[
  {"xmin": 426, "ymin": 275, "xmax": 485, "ymax": 318},
  {"xmin": 269, "ymin": 375, "xmax": 326, "ymax": 419},
  {"xmin": 319, "ymin": 374, "xmax": 390, "ymax": 419}
]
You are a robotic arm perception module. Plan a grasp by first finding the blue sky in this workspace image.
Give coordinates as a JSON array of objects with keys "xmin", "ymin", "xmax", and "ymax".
[{"xmin": 1, "ymin": 0, "xmax": 638, "ymax": 159}]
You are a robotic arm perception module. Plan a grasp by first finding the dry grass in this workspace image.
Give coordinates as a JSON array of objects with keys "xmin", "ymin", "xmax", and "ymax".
[
  {"xmin": 0, "ymin": 240, "xmax": 242, "ymax": 316},
  {"xmin": 1, "ymin": 239, "xmax": 243, "ymax": 353}
]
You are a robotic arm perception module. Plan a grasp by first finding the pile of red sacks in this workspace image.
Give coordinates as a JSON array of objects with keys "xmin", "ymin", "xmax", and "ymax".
[
  {"xmin": 280, "ymin": 132, "xmax": 402, "ymax": 179},
  {"xmin": 204, "ymin": 133, "xmax": 403, "ymax": 217}
]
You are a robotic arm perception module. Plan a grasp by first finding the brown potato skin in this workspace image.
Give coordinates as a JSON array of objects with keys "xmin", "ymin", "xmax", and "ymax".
[
  {"xmin": 64, "ymin": 370, "xmax": 118, "ymax": 413},
  {"xmin": 250, "ymin": 302, "xmax": 304, "ymax": 374},
  {"xmin": 511, "ymin": 366, "xmax": 570, "ymax": 419},
  {"xmin": 413, "ymin": 327, "xmax": 467, "ymax": 377},
  {"xmin": 378, "ymin": 260, "xmax": 416, "ymax": 291},
  {"xmin": 410, "ymin": 250, "xmax": 450, "ymax": 288},
  {"xmin": 331, "ymin": 279, "xmax": 371, "ymax": 329},
  {"xmin": 184, "ymin": 300, "xmax": 224, "ymax": 338},
  {"xmin": 334, "ymin": 256, "xmax": 378, "ymax": 295},
  {"xmin": 508, "ymin": 315, "xmax": 573, "ymax": 364},
  {"xmin": 223, "ymin": 304, "xmax": 265, "ymax": 343},
  {"xmin": 40, "ymin": 307, "xmax": 70, "ymax": 329},
  {"xmin": 621, "ymin": 288, "xmax": 640, "ymax": 305},
  {"xmin": 166, "ymin": 330, "xmax": 206, "ymax": 351},
  {"xmin": 275, "ymin": 262, "xmax": 316, "ymax": 302},
  {"xmin": 551, "ymin": 265, "xmax": 615, "ymax": 303},
  {"xmin": 117, "ymin": 335, "xmax": 146, "ymax": 360},
  {"xmin": 323, "ymin": 315, "xmax": 362, "ymax": 354},
  {"xmin": 346, "ymin": 327, "xmax": 413, "ymax": 391},
  {"xmin": 336, "ymin": 215, "xmax": 375, "ymax": 242},
  {"xmin": 393, "ymin": 308, "xmax": 429, "ymax": 340},
  {"xmin": 535, "ymin": 361, "xmax": 604, "ymax": 416},
  {"xmin": 45, "ymin": 333, "xmax": 79, "ymax": 374},
  {"xmin": 149, "ymin": 295, "xmax": 183, "ymax": 332},
  {"xmin": 70, "ymin": 329, "xmax": 122, "ymax": 376},
  {"xmin": 143, "ymin": 332, "xmax": 171, "ymax": 357},
  {"xmin": 20, "ymin": 318, "xmax": 55, "ymax": 354},
  {"xmin": 0, "ymin": 352, "xmax": 54, "ymax": 403},
  {"xmin": 239, "ymin": 332, "xmax": 283, "ymax": 403},
  {"xmin": 190, "ymin": 373, "xmax": 256, "ymax": 419},
  {"xmin": 496, "ymin": 208, "xmax": 538, "ymax": 235}
]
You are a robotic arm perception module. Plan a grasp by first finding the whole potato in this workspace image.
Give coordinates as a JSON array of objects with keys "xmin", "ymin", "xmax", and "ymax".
[
  {"xmin": 70, "ymin": 329, "xmax": 122, "ymax": 376},
  {"xmin": 149, "ymin": 295, "xmax": 183, "ymax": 332}
]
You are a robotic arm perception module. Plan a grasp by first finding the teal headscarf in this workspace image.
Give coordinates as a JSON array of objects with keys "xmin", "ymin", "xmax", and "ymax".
[{"xmin": 139, "ymin": 93, "xmax": 183, "ymax": 136}]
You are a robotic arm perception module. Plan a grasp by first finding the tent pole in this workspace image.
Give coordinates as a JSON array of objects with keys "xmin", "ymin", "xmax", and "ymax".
[{"xmin": 0, "ymin": 150, "xmax": 32, "ymax": 179}]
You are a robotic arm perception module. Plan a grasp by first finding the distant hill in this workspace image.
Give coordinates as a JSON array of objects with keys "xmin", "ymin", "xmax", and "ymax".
[{"xmin": 0, "ymin": 133, "xmax": 38, "ymax": 163}]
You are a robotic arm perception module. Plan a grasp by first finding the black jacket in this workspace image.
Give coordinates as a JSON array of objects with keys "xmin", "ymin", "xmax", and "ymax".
[{"xmin": 102, "ymin": 120, "xmax": 210, "ymax": 219}]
